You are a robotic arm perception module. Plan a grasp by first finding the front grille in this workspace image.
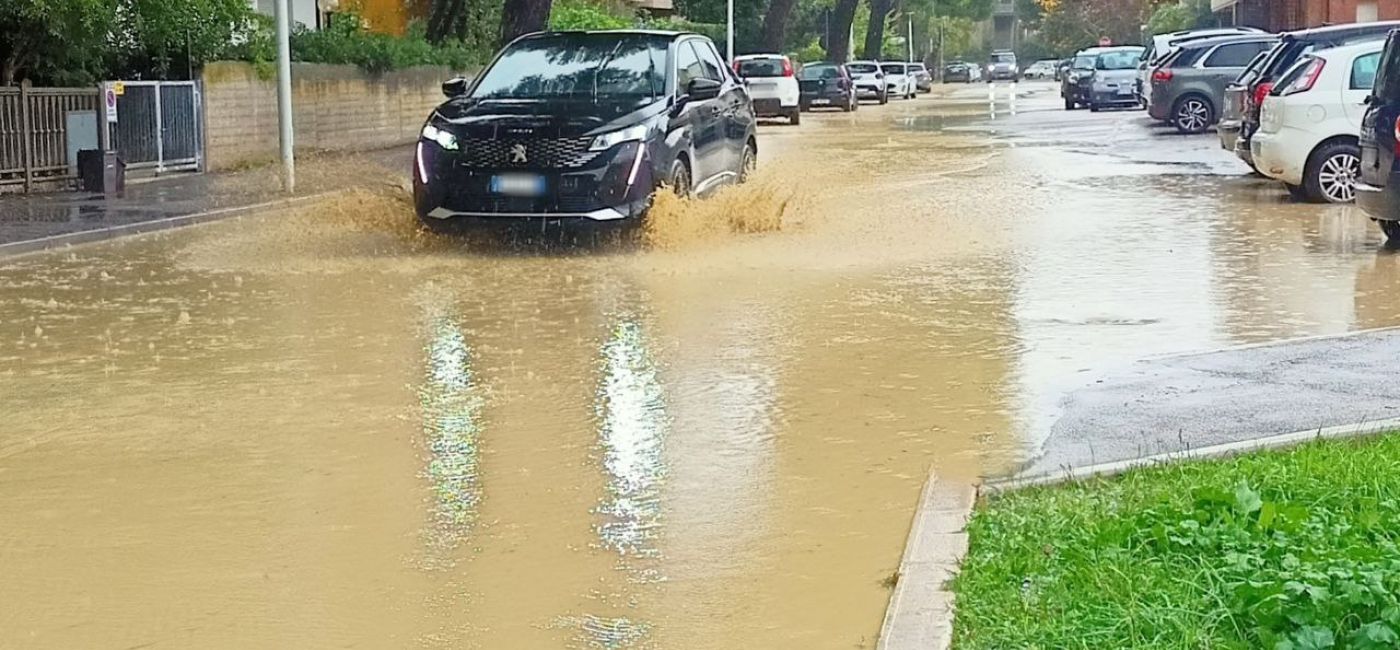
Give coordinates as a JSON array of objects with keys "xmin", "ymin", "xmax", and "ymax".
[{"xmin": 457, "ymin": 136, "xmax": 600, "ymax": 169}]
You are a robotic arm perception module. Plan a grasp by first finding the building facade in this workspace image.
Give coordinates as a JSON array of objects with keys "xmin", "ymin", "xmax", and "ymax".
[{"xmin": 1212, "ymin": 0, "xmax": 1400, "ymax": 31}]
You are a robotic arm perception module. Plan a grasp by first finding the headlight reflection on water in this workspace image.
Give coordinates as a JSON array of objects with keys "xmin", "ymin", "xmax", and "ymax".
[{"xmin": 417, "ymin": 316, "xmax": 484, "ymax": 568}]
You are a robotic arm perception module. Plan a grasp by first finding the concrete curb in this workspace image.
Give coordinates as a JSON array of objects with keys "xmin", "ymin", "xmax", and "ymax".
[
  {"xmin": 0, "ymin": 191, "xmax": 340, "ymax": 260},
  {"xmin": 984, "ymin": 417, "xmax": 1400, "ymax": 494},
  {"xmin": 877, "ymin": 472, "xmax": 975, "ymax": 650}
]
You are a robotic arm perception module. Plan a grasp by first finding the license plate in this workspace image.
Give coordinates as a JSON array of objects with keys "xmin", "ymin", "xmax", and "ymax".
[
  {"xmin": 812, "ymin": 98, "xmax": 830, "ymax": 105},
  {"xmin": 489, "ymin": 173, "xmax": 545, "ymax": 197}
]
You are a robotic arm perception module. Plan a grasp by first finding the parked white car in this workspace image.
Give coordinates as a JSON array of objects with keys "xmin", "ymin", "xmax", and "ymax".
[
  {"xmin": 1251, "ymin": 40, "xmax": 1381, "ymax": 203},
  {"xmin": 734, "ymin": 54, "xmax": 803, "ymax": 124},
  {"xmin": 847, "ymin": 60, "xmax": 889, "ymax": 104},
  {"xmin": 881, "ymin": 62, "xmax": 918, "ymax": 100}
]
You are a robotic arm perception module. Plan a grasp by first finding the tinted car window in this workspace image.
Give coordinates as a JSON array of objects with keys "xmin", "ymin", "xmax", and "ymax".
[
  {"xmin": 881, "ymin": 63, "xmax": 906, "ymax": 74},
  {"xmin": 1096, "ymin": 51, "xmax": 1138, "ymax": 70},
  {"xmin": 1375, "ymin": 36, "xmax": 1400, "ymax": 101},
  {"xmin": 677, "ymin": 41, "xmax": 705, "ymax": 89},
  {"xmin": 848, "ymin": 63, "xmax": 878, "ymax": 73},
  {"xmin": 991, "ymin": 53, "xmax": 1015, "ymax": 63},
  {"xmin": 1073, "ymin": 54, "xmax": 1096, "ymax": 69},
  {"xmin": 691, "ymin": 40, "xmax": 725, "ymax": 81},
  {"xmin": 1205, "ymin": 42, "xmax": 1268, "ymax": 67},
  {"xmin": 472, "ymin": 33, "xmax": 667, "ymax": 102},
  {"xmin": 738, "ymin": 58, "xmax": 785, "ymax": 77},
  {"xmin": 1354, "ymin": 51, "xmax": 1382, "ymax": 90},
  {"xmin": 799, "ymin": 64, "xmax": 841, "ymax": 80}
]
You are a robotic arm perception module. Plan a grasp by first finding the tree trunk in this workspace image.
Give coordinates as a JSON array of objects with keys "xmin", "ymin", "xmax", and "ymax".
[
  {"xmin": 827, "ymin": 0, "xmax": 859, "ymax": 63},
  {"xmin": 500, "ymin": 0, "xmax": 552, "ymax": 46},
  {"xmin": 862, "ymin": 0, "xmax": 893, "ymax": 60},
  {"xmin": 426, "ymin": 0, "xmax": 465, "ymax": 44},
  {"xmin": 760, "ymin": 0, "xmax": 799, "ymax": 53}
]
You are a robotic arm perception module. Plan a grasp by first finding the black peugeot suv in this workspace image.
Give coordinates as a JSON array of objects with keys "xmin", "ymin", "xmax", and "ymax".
[{"xmin": 412, "ymin": 30, "xmax": 757, "ymax": 232}]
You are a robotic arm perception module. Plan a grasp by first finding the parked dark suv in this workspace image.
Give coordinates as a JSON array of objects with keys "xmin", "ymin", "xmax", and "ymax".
[
  {"xmin": 1236, "ymin": 21, "xmax": 1400, "ymax": 170},
  {"xmin": 1146, "ymin": 34, "xmax": 1276, "ymax": 133},
  {"xmin": 1357, "ymin": 29, "xmax": 1400, "ymax": 244},
  {"xmin": 412, "ymin": 30, "xmax": 757, "ymax": 231}
]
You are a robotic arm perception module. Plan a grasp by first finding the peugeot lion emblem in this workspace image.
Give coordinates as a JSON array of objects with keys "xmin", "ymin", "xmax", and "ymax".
[{"xmin": 510, "ymin": 143, "xmax": 528, "ymax": 164}]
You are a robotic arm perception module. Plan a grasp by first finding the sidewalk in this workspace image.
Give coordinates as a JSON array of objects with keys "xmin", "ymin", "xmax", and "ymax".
[{"xmin": 0, "ymin": 146, "xmax": 412, "ymax": 248}]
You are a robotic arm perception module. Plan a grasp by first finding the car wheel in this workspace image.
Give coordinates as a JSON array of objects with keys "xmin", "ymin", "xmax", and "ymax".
[
  {"xmin": 879, "ymin": 91, "xmax": 888, "ymax": 105},
  {"xmin": 1379, "ymin": 219, "xmax": 1400, "ymax": 245},
  {"xmin": 738, "ymin": 140, "xmax": 757, "ymax": 183},
  {"xmin": 1064, "ymin": 96, "xmax": 1074, "ymax": 110},
  {"xmin": 1089, "ymin": 103, "xmax": 1100, "ymax": 112},
  {"xmin": 1171, "ymin": 95, "xmax": 1213, "ymax": 134},
  {"xmin": 1303, "ymin": 140, "xmax": 1361, "ymax": 204},
  {"xmin": 1284, "ymin": 182, "xmax": 1308, "ymax": 202},
  {"xmin": 669, "ymin": 158, "xmax": 692, "ymax": 197},
  {"xmin": 789, "ymin": 108, "xmax": 801, "ymax": 125},
  {"xmin": 843, "ymin": 96, "xmax": 854, "ymax": 112}
]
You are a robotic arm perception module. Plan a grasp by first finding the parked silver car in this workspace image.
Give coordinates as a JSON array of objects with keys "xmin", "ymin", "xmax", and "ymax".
[{"xmin": 1146, "ymin": 34, "xmax": 1276, "ymax": 133}]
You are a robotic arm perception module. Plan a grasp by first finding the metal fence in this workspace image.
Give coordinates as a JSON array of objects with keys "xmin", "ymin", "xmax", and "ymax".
[
  {"xmin": 0, "ymin": 86, "xmax": 102, "ymax": 191},
  {"xmin": 110, "ymin": 81, "xmax": 203, "ymax": 172}
]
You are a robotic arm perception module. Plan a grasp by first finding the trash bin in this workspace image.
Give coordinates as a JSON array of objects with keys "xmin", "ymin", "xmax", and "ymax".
[{"xmin": 77, "ymin": 149, "xmax": 125, "ymax": 194}]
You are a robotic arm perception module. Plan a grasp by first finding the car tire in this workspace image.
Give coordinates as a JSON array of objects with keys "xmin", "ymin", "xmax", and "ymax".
[
  {"xmin": 843, "ymin": 96, "xmax": 855, "ymax": 112},
  {"xmin": 1284, "ymin": 182, "xmax": 1308, "ymax": 202},
  {"xmin": 879, "ymin": 91, "xmax": 888, "ymax": 105},
  {"xmin": 1089, "ymin": 103, "xmax": 1100, "ymax": 112},
  {"xmin": 789, "ymin": 108, "xmax": 801, "ymax": 125},
  {"xmin": 1302, "ymin": 140, "xmax": 1361, "ymax": 204},
  {"xmin": 1171, "ymin": 95, "xmax": 1213, "ymax": 134},
  {"xmin": 1064, "ymin": 96, "xmax": 1074, "ymax": 111},
  {"xmin": 669, "ymin": 158, "xmax": 692, "ymax": 197},
  {"xmin": 738, "ymin": 139, "xmax": 757, "ymax": 183},
  {"xmin": 1379, "ymin": 219, "xmax": 1400, "ymax": 246}
]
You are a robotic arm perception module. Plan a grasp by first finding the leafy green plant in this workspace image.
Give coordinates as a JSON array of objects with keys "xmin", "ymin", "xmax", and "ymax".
[
  {"xmin": 954, "ymin": 435, "xmax": 1400, "ymax": 650},
  {"xmin": 549, "ymin": 0, "xmax": 634, "ymax": 30}
]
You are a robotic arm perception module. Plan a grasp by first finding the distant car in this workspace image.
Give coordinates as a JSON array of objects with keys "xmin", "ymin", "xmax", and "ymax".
[
  {"xmin": 943, "ymin": 61, "xmax": 973, "ymax": 83},
  {"xmin": 1082, "ymin": 47, "xmax": 1146, "ymax": 111},
  {"xmin": 797, "ymin": 61, "xmax": 857, "ymax": 112},
  {"xmin": 881, "ymin": 62, "xmax": 917, "ymax": 99},
  {"xmin": 1055, "ymin": 58, "xmax": 1072, "ymax": 81},
  {"xmin": 1136, "ymin": 26, "xmax": 1267, "ymax": 107},
  {"xmin": 734, "ymin": 53, "xmax": 802, "ymax": 124},
  {"xmin": 1236, "ymin": 21, "xmax": 1400, "ymax": 171},
  {"xmin": 988, "ymin": 50, "xmax": 1018, "ymax": 81},
  {"xmin": 1146, "ymin": 34, "xmax": 1277, "ymax": 133},
  {"xmin": 1062, "ymin": 48, "xmax": 1105, "ymax": 109},
  {"xmin": 412, "ymin": 30, "xmax": 756, "ymax": 232},
  {"xmin": 909, "ymin": 62, "xmax": 933, "ymax": 92},
  {"xmin": 969, "ymin": 63, "xmax": 984, "ymax": 81},
  {"xmin": 1023, "ymin": 59, "xmax": 1058, "ymax": 79},
  {"xmin": 847, "ymin": 60, "xmax": 889, "ymax": 103},
  {"xmin": 1218, "ymin": 50, "xmax": 1270, "ymax": 157},
  {"xmin": 1254, "ymin": 40, "xmax": 1380, "ymax": 203}
]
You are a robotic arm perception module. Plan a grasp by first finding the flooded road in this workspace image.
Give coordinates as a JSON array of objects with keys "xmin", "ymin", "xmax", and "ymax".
[{"xmin": 4, "ymin": 82, "xmax": 1400, "ymax": 648}]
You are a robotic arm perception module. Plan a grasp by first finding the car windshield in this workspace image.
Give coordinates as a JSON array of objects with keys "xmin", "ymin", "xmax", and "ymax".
[
  {"xmin": 881, "ymin": 64, "xmax": 906, "ymax": 74},
  {"xmin": 992, "ymin": 53, "xmax": 1015, "ymax": 63},
  {"xmin": 469, "ymin": 33, "xmax": 668, "ymax": 103},
  {"xmin": 1073, "ymin": 54, "xmax": 1096, "ymax": 69},
  {"xmin": 1096, "ymin": 51, "xmax": 1139, "ymax": 70},
  {"xmin": 910, "ymin": 64, "xmax": 926, "ymax": 71},
  {"xmin": 798, "ymin": 64, "xmax": 841, "ymax": 80},
  {"xmin": 848, "ymin": 63, "xmax": 878, "ymax": 73},
  {"xmin": 738, "ymin": 58, "xmax": 786, "ymax": 77}
]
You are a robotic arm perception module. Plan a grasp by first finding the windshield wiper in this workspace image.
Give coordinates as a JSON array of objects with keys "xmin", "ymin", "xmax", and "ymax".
[{"xmin": 592, "ymin": 40, "xmax": 626, "ymax": 105}]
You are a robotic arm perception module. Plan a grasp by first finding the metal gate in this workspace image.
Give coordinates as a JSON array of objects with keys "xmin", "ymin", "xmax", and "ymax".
[{"xmin": 108, "ymin": 81, "xmax": 203, "ymax": 172}]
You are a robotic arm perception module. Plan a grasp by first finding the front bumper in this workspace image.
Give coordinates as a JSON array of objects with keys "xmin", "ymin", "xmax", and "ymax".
[
  {"xmin": 1090, "ymin": 89, "xmax": 1139, "ymax": 106},
  {"xmin": 412, "ymin": 139, "xmax": 655, "ymax": 222}
]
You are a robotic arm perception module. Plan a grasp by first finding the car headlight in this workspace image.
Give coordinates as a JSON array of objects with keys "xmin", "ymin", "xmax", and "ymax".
[
  {"xmin": 589, "ymin": 124, "xmax": 649, "ymax": 152},
  {"xmin": 421, "ymin": 123, "xmax": 458, "ymax": 151}
]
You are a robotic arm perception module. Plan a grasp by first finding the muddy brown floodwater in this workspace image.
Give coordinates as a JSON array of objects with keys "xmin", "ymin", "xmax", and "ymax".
[{"xmin": 4, "ymin": 84, "xmax": 1400, "ymax": 649}]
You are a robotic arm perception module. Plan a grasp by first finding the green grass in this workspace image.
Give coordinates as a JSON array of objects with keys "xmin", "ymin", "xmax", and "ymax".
[{"xmin": 953, "ymin": 434, "xmax": 1400, "ymax": 650}]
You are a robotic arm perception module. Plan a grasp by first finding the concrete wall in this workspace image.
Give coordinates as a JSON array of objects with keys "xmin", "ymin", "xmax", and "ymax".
[{"xmin": 201, "ymin": 61, "xmax": 463, "ymax": 171}]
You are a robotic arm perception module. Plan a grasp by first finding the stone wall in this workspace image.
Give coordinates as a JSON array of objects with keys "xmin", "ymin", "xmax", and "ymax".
[{"xmin": 201, "ymin": 61, "xmax": 465, "ymax": 171}]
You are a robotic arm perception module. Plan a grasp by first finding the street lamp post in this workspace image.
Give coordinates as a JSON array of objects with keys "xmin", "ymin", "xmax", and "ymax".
[
  {"xmin": 727, "ymin": 0, "xmax": 734, "ymax": 63},
  {"xmin": 275, "ymin": 0, "xmax": 295, "ymax": 193}
]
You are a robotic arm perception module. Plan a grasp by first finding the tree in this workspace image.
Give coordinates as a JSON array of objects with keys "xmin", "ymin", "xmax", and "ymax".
[
  {"xmin": 761, "ymin": 0, "xmax": 801, "ymax": 52},
  {"xmin": 1, "ymin": 0, "xmax": 115, "ymax": 85},
  {"xmin": 500, "ymin": 0, "xmax": 553, "ymax": 45},
  {"xmin": 109, "ymin": 0, "xmax": 255, "ymax": 79},
  {"xmin": 826, "ymin": 0, "xmax": 859, "ymax": 61},
  {"xmin": 862, "ymin": 0, "xmax": 893, "ymax": 58}
]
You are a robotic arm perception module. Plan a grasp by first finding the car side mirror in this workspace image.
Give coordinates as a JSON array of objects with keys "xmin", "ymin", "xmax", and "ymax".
[
  {"xmin": 686, "ymin": 77, "xmax": 722, "ymax": 101},
  {"xmin": 1364, "ymin": 94, "xmax": 1374, "ymax": 105},
  {"xmin": 442, "ymin": 77, "xmax": 469, "ymax": 98},
  {"xmin": 875, "ymin": 72, "xmax": 885, "ymax": 79}
]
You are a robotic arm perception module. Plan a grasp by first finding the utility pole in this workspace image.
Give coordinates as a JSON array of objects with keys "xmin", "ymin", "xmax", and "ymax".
[
  {"xmin": 275, "ymin": 0, "xmax": 295, "ymax": 193},
  {"xmin": 907, "ymin": 14, "xmax": 914, "ymax": 62},
  {"xmin": 726, "ymin": 0, "xmax": 734, "ymax": 63}
]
